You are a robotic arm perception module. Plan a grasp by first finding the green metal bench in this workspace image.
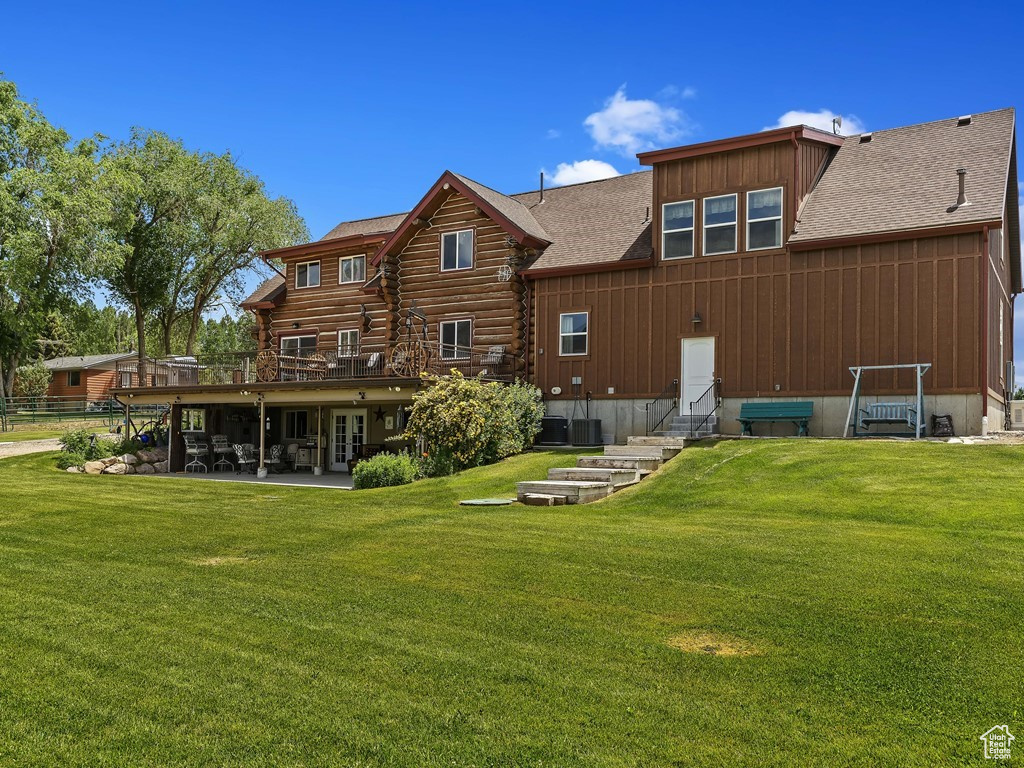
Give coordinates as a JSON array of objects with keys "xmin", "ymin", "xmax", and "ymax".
[{"xmin": 738, "ymin": 401, "xmax": 813, "ymax": 437}]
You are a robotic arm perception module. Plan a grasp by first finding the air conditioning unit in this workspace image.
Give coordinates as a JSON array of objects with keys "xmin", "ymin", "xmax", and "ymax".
[
  {"xmin": 538, "ymin": 416, "xmax": 569, "ymax": 445},
  {"xmin": 570, "ymin": 418, "xmax": 602, "ymax": 446}
]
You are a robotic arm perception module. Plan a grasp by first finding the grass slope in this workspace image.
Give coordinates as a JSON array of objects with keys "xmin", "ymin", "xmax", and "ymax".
[{"xmin": 0, "ymin": 441, "xmax": 1021, "ymax": 766}]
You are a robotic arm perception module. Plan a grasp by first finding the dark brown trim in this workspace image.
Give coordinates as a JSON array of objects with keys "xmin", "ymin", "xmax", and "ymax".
[
  {"xmin": 522, "ymin": 257, "xmax": 655, "ymax": 280},
  {"xmin": 112, "ymin": 376, "xmax": 419, "ymax": 398},
  {"xmin": 261, "ymin": 232, "xmax": 390, "ymax": 261},
  {"xmin": 637, "ymin": 126, "xmax": 844, "ymax": 166},
  {"xmin": 981, "ymin": 226, "xmax": 989, "ymax": 418},
  {"xmin": 787, "ymin": 220, "xmax": 999, "ymax": 251}
]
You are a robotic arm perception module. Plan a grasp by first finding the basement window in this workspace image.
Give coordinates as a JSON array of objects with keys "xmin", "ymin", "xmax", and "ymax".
[
  {"xmin": 747, "ymin": 187, "xmax": 783, "ymax": 251},
  {"xmin": 559, "ymin": 312, "xmax": 589, "ymax": 356},
  {"xmin": 295, "ymin": 260, "xmax": 320, "ymax": 289},
  {"xmin": 284, "ymin": 410, "xmax": 309, "ymax": 440},
  {"xmin": 440, "ymin": 319, "xmax": 472, "ymax": 359},
  {"xmin": 662, "ymin": 200, "xmax": 695, "ymax": 259},
  {"xmin": 339, "ymin": 254, "xmax": 366, "ymax": 284},
  {"xmin": 441, "ymin": 229, "xmax": 474, "ymax": 271},
  {"xmin": 703, "ymin": 194, "xmax": 737, "ymax": 256}
]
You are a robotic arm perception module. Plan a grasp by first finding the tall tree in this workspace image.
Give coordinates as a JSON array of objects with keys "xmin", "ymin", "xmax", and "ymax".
[
  {"xmin": 101, "ymin": 130, "xmax": 202, "ymax": 381},
  {"xmin": 0, "ymin": 78, "xmax": 119, "ymax": 397}
]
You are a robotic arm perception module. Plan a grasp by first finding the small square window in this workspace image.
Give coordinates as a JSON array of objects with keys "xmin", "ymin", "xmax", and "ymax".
[
  {"xmin": 296, "ymin": 261, "xmax": 320, "ymax": 288},
  {"xmin": 67, "ymin": 370, "xmax": 81, "ymax": 387},
  {"xmin": 559, "ymin": 312, "xmax": 588, "ymax": 356},
  {"xmin": 440, "ymin": 319, "xmax": 472, "ymax": 359},
  {"xmin": 441, "ymin": 230, "xmax": 474, "ymax": 271},
  {"xmin": 339, "ymin": 254, "xmax": 366, "ymax": 284}
]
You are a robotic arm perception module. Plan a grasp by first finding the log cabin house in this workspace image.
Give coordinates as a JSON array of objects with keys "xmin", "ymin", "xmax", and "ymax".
[{"xmin": 114, "ymin": 108, "xmax": 1020, "ymax": 473}]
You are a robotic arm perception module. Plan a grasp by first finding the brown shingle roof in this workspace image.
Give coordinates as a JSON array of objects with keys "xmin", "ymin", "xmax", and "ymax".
[
  {"xmin": 513, "ymin": 171, "xmax": 654, "ymax": 272},
  {"xmin": 241, "ymin": 275, "xmax": 286, "ymax": 307},
  {"xmin": 452, "ymin": 173, "xmax": 550, "ymax": 244},
  {"xmin": 321, "ymin": 212, "xmax": 408, "ymax": 241},
  {"xmin": 791, "ymin": 107, "xmax": 1016, "ymax": 244}
]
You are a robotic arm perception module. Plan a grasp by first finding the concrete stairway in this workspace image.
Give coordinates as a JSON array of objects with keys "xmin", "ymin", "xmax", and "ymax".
[
  {"xmin": 516, "ymin": 436, "xmax": 690, "ymax": 505},
  {"xmin": 656, "ymin": 414, "xmax": 719, "ymax": 438}
]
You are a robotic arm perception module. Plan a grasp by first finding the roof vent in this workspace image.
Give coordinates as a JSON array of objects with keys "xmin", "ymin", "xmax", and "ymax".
[
  {"xmin": 957, "ymin": 115, "xmax": 972, "ymax": 126},
  {"xmin": 859, "ymin": 133, "xmax": 873, "ymax": 143},
  {"xmin": 947, "ymin": 168, "xmax": 971, "ymax": 212}
]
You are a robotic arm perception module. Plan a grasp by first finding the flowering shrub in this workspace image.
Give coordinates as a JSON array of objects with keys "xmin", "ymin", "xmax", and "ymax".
[
  {"xmin": 352, "ymin": 451, "xmax": 418, "ymax": 489},
  {"xmin": 403, "ymin": 371, "xmax": 545, "ymax": 476}
]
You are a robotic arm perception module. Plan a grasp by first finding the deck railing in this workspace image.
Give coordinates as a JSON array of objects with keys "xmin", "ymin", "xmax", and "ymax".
[{"xmin": 114, "ymin": 341, "xmax": 516, "ymax": 389}]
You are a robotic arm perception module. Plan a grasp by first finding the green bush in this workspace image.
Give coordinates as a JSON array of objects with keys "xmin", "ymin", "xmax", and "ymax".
[
  {"xmin": 403, "ymin": 371, "xmax": 545, "ymax": 476},
  {"xmin": 352, "ymin": 452, "xmax": 418, "ymax": 490},
  {"xmin": 56, "ymin": 451, "xmax": 88, "ymax": 470},
  {"xmin": 57, "ymin": 427, "xmax": 129, "ymax": 468}
]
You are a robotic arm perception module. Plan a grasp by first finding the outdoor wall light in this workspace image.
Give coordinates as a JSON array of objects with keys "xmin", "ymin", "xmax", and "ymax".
[
  {"xmin": 691, "ymin": 312, "xmax": 702, "ymax": 325},
  {"xmin": 358, "ymin": 392, "xmax": 366, "ymax": 399},
  {"xmin": 291, "ymin": 322, "xmax": 300, "ymax": 329},
  {"xmin": 240, "ymin": 390, "xmax": 251, "ymax": 396}
]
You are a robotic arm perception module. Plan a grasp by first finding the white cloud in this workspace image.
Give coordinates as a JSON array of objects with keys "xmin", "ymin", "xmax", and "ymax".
[
  {"xmin": 584, "ymin": 86, "xmax": 689, "ymax": 155},
  {"xmin": 764, "ymin": 109, "xmax": 866, "ymax": 136},
  {"xmin": 545, "ymin": 160, "xmax": 621, "ymax": 187},
  {"xmin": 545, "ymin": 128, "xmax": 561, "ymax": 139},
  {"xmin": 657, "ymin": 84, "xmax": 697, "ymax": 100}
]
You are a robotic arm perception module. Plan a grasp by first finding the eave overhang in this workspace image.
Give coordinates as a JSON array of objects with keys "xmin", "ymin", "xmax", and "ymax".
[{"xmin": 637, "ymin": 125, "xmax": 845, "ymax": 166}]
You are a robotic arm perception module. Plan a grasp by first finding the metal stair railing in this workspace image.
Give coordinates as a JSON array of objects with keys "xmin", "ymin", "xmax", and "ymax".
[
  {"xmin": 645, "ymin": 378, "xmax": 679, "ymax": 435},
  {"xmin": 689, "ymin": 378, "xmax": 722, "ymax": 435}
]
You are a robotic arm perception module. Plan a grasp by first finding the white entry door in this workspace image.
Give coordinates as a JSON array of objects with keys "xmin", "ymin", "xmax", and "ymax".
[
  {"xmin": 680, "ymin": 337, "xmax": 716, "ymax": 415},
  {"xmin": 330, "ymin": 408, "xmax": 366, "ymax": 471}
]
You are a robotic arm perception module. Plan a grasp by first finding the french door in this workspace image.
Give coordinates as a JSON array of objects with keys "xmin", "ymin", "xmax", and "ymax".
[{"xmin": 330, "ymin": 409, "xmax": 366, "ymax": 471}]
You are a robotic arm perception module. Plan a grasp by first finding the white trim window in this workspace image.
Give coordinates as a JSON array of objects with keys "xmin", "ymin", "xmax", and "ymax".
[
  {"xmin": 662, "ymin": 200, "xmax": 695, "ymax": 260},
  {"xmin": 703, "ymin": 194, "xmax": 737, "ymax": 256},
  {"xmin": 439, "ymin": 319, "xmax": 472, "ymax": 359},
  {"xmin": 441, "ymin": 229, "xmax": 474, "ymax": 271},
  {"xmin": 746, "ymin": 187, "xmax": 784, "ymax": 251},
  {"xmin": 559, "ymin": 312, "xmax": 588, "ymax": 356},
  {"xmin": 284, "ymin": 410, "xmax": 309, "ymax": 440},
  {"xmin": 338, "ymin": 329, "xmax": 359, "ymax": 357},
  {"xmin": 295, "ymin": 260, "xmax": 320, "ymax": 288},
  {"xmin": 338, "ymin": 254, "xmax": 366, "ymax": 284},
  {"xmin": 281, "ymin": 334, "xmax": 317, "ymax": 357}
]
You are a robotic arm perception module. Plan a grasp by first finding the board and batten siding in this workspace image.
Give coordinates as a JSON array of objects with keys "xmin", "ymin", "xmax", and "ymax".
[{"xmin": 531, "ymin": 231, "xmax": 985, "ymax": 402}]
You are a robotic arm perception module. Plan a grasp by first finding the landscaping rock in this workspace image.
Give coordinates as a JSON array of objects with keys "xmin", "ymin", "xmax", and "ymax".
[
  {"xmin": 137, "ymin": 449, "xmax": 156, "ymax": 463},
  {"xmin": 151, "ymin": 446, "xmax": 168, "ymax": 461},
  {"xmin": 121, "ymin": 453, "xmax": 139, "ymax": 466},
  {"xmin": 66, "ymin": 466, "xmax": 81, "ymax": 473},
  {"xmin": 102, "ymin": 462, "xmax": 129, "ymax": 475},
  {"xmin": 136, "ymin": 463, "xmax": 156, "ymax": 475},
  {"xmin": 84, "ymin": 460, "xmax": 105, "ymax": 475},
  {"xmin": 152, "ymin": 460, "xmax": 169, "ymax": 473},
  {"xmin": 125, "ymin": 464, "xmax": 137, "ymax": 475},
  {"xmin": 100, "ymin": 456, "xmax": 120, "ymax": 467}
]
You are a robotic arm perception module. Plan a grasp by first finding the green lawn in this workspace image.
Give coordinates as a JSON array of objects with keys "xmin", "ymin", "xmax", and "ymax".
[
  {"xmin": 0, "ymin": 429, "xmax": 64, "ymax": 442},
  {"xmin": 0, "ymin": 441, "xmax": 1021, "ymax": 766}
]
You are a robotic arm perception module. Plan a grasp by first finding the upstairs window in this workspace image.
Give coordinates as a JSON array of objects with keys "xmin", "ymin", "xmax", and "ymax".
[
  {"xmin": 339, "ymin": 254, "xmax": 366, "ymax": 284},
  {"xmin": 281, "ymin": 334, "xmax": 317, "ymax": 358},
  {"xmin": 703, "ymin": 194, "xmax": 737, "ymax": 256},
  {"xmin": 441, "ymin": 229, "xmax": 474, "ymax": 271},
  {"xmin": 295, "ymin": 260, "xmax": 320, "ymax": 288},
  {"xmin": 747, "ymin": 187, "xmax": 784, "ymax": 251},
  {"xmin": 440, "ymin": 319, "xmax": 472, "ymax": 359},
  {"xmin": 338, "ymin": 329, "xmax": 359, "ymax": 357},
  {"xmin": 662, "ymin": 200, "xmax": 695, "ymax": 259},
  {"xmin": 559, "ymin": 312, "xmax": 588, "ymax": 356},
  {"xmin": 67, "ymin": 370, "xmax": 81, "ymax": 387}
]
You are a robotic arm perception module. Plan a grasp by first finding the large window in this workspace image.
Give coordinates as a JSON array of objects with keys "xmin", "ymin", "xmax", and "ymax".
[
  {"xmin": 441, "ymin": 229, "xmax": 474, "ymax": 271},
  {"xmin": 439, "ymin": 319, "xmax": 472, "ymax": 359},
  {"xmin": 662, "ymin": 200, "xmax": 694, "ymax": 259},
  {"xmin": 339, "ymin": 254, "xmax": 365, "ymax": 284},
  {"xmin": 559, "ymin": 312, "xmax": 588, "ymax": 356},
  {"xmin": 284, "ymin": 410, "xmax": 309, "ymax": 440},
  {"xmin": 338, "ymin": 329, "xmax": 359, "ymax": 356},
  {"xmin": 295, "ymin": 260, "xmax": 320, "ymax": 288},
  {"xmin": 281, "ymin": 334, "xmax": 317, "ymax": 357},
  {"xmin": 747, "ymin": 187, "xmax": 783, "ymax": 251},
  {"xmin": 703, "ymin": 194, "xmax": 737, "ymax": 256},
  {"xmin": 67, "ymin": 370, "xmax": 81, "ymax": 387}
]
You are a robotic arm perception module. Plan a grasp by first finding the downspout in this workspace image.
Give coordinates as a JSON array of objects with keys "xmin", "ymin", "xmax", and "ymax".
[
  {"xmin": 524, "ymin": 278, "xmax": 533, "ymax": 382},
  {"xmin": 981, "ymin": 225, "xmax": 989, "ymax": 421}
]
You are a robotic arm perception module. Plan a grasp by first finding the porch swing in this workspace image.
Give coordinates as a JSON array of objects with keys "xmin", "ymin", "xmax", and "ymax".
[{"xmin": 843, "ymin": 363, "xmax": 931, "ymax": 438}]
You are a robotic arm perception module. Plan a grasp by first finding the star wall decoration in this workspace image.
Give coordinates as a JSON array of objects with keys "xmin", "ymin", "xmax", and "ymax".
[{"xmin": 373, "ymin": 406, "xmax": 386, "ymax": 422}]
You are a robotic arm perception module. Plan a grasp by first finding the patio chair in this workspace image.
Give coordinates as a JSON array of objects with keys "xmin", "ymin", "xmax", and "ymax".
[
  {"xmin": 184, "ymin": 434, "xmax": 209, "ymax": 473},
  {"xmin": 233, "ymin": 443, "xmax": 256, "ymax": 474},
  {"xmin": 265, "ymin": 444, "xmax": 284, "ymax": 473},
  {"xmin": 211, "ymin": 434, "xmax": 235, "ymax": 471},
  {"xmin": 286, "ymin": 443, "xmax": 298, "ymax": 470}
]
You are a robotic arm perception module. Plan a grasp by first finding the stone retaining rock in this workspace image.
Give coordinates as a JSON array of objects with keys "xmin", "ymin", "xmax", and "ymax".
[
  {"xmin": 100, "ymin": 456, "xmax": 120, "ymax": 468},
  {"xmin": 102, "ymin": 462, "xmax": 129, "ymax": 475},
  {"xmin": 121, "ymin": 453, "xmax": 139, "ymax": 466},
  {"xmin": 84, "ymin": 460, "xmax": 105, "ymax": 475},
  {"xmin": 153, "ymin": 460, "xmax": 169, "ymax": 473},
  {"xmin": 136, "ymin": 463, "xmax": 156, "ymax": 475},
  {"xmin": 66, "ymin": 466, "xmax": 81, "ymax": 473}
]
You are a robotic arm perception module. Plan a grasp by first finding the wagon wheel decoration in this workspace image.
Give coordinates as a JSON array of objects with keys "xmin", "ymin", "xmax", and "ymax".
[
  {"xmin": 389, "ymin": 340, "xmax": 432, "ymax": 377},
  {"xmin": 304, "ymin": 353, "xmax": 327, "ymax": 381},
  {"xmin": 255, "ymin": 350, "xmax": 279, "ymax": 382}
]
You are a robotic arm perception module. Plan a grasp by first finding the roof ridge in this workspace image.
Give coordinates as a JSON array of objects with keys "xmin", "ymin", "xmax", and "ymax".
[
  {"xmin": 510, "ymin": 169, "xmax": 651, "ymax": 199},
  {"xmin": 845, "ymin": 106, "xmax": 1015, "ymax": 138}
]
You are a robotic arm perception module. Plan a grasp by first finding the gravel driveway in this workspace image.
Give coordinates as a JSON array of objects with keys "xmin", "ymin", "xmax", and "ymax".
[{"xmin": 0, "ymin": 439, "xmax": 61, "ymax": 460}]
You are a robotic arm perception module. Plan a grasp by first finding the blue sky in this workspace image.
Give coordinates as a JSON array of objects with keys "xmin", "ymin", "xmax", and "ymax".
[{"xmin": 4, "ymin": 0, "xmax": 1024, "ymax": 380}]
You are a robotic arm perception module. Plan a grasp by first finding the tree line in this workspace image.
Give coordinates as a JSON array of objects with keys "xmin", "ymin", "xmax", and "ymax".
[{"xmin": 0, "ymin": 77, "xmax": 308, "ymax": 398}]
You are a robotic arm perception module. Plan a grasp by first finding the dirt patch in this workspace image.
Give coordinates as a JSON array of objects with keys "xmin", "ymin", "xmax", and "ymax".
[
  {"xmin": 0, "ymin": 439, "xmax": 61, "ymax": 460},
  {"xmin": 667, "ymin": 631, "xmax": 759, "ymax": 657},
  {"xmin": 194, "ymin": 555, "xmax": 257, "ymax": 567}
]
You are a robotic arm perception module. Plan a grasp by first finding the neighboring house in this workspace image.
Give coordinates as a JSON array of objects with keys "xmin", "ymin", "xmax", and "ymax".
[
  {"xmin": 42, "ymin": 353, "xmax": 137, "ymax": 404},
  {"xmin": 114, "ymin": 108, "xmax": 1019, "ymax": 470}
]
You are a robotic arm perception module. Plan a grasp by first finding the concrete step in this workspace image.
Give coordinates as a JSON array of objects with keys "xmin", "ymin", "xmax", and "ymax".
[
  {"xmin": 627, "ymin": 435, "xmax": 693, "ymax": 447},
  {"xmin": 520, "ymin": 493, "xmax": 567, "ymax": 506},
  {"xmin": 604, "ymin": 445, "xmax": 681, "ymax": 460},
  {"xmin": 516, "ymin": 480, "xmax": 612, "ymax": 504},
  {"xmin": 577, "ymin": 455, "xmax": 663, "ymax": 472},
  {"xmin": 547, "ymin": 467, "xmax": 640, "ymax": 486}
]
